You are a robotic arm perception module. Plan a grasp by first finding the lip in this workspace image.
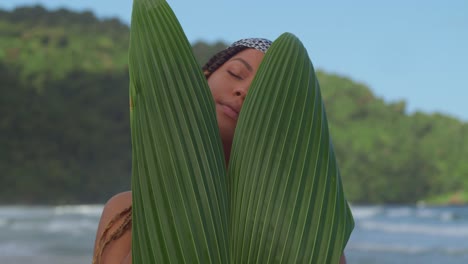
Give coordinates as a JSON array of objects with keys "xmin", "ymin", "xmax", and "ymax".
[{"xmin": 219, "ymin": 103, "xmax": 239, "ymax": 121}]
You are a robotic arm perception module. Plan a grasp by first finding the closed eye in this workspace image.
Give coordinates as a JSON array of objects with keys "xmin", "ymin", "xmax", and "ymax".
[{"xmin": 228, "ymin": 70, "xmax": 243, "ymax": 80}]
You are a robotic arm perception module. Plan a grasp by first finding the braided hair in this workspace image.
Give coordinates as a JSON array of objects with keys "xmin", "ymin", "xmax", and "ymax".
[
  {"xmin": 203, "ymin": 37, "xmax": 272, "ymax": 78},
  {"xmin": 93, "ymin": 38, "xmax": 271, "ymax": 264},
  {"xmin": 203, "ymin": 45, "xmax": 249, "ymax": 78},
  {"xmin": 93, "ymin": 206, "xmax": 132, "ymax": 264}
]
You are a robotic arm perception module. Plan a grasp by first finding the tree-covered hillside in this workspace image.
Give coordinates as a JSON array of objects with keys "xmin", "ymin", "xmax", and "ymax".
[{"xmin": 1, "ymin": 6, "xmax": 466, "ymax": 204}]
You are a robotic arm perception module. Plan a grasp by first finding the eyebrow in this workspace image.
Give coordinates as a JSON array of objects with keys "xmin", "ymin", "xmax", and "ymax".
[{"xmin": 231, "ymin": 58, "xmax": 253, "ymax": 72}]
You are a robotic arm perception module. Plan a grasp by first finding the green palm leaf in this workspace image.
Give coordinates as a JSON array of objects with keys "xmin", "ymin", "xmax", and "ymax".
[
  {"xmin": 228, "ymin": 33, "xmax": 354, "ymax": 263},
  {"xmin": 129, "ymin": 0, "xmax": 353, "ymax": 263},
  {"xmin": 129, "ymin": 0, "xmax": 228, "ymax": 263}
]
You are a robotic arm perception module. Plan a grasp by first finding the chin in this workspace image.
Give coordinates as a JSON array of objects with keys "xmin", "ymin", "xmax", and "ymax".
[
  {"xmin": 216, "ymin": 119, "xmax": 233, "ymax": 141},
  {"xmin": 220, "ymin": 123, "xmax": 235, "ymax": 140},
  {"xmin": 214, "ymin": 106, "xmax": 235, "ymax": 137}
]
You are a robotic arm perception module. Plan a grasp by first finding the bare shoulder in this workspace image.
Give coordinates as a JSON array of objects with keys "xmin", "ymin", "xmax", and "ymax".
[
  {"xmin": 97, "ymin": 191, "xmax": 132, "ymax": 228},
  {"xmin": 103, "ymin": 191, "xmax": 132, "ymax": 213},
  {"xmin": 93, "ymin": 191, "xmax": 133, "ymax": 263}
]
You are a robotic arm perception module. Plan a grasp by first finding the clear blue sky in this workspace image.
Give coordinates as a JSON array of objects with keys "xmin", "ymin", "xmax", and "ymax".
[{"xmin": 2, "ymin": 0, "xmax": 467, "ymax": 121}]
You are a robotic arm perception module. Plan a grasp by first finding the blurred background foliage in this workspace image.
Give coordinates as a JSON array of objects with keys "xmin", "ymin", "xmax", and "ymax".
[{"xmin": 0, "ymin": 6, "xmax": 466, "ymax": 205}]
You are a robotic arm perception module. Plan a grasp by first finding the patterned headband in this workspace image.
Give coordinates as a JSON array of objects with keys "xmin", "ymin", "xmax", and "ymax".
[
  {"xmin": 202, "ymin": 37, "xmax": 273, "ymax": 75},
  {"xmin": 230, "ymin": 38, "xmax": 273, "ymax": 53}
]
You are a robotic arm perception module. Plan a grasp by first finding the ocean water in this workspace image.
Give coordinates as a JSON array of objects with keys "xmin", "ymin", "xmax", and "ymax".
[{"xmin": 0, "ymin": 204, "xmax": 467, "ymax": 264}]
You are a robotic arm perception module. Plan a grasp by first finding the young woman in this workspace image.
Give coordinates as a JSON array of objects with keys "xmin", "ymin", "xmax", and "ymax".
[{"xmin": 93, "ymin": 38, "xmax": 347, "ymax": 264}]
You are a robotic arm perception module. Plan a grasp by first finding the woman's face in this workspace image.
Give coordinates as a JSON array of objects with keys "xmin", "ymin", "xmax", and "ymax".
[{"xmin": 207, "ymin": 48, "xmax": 265, "ymax": 148}]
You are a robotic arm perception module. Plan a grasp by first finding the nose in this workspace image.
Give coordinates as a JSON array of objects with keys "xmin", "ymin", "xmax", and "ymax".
[{"xmin": 233, "ymin": 85, "xmax": 248, "ymax": 100}]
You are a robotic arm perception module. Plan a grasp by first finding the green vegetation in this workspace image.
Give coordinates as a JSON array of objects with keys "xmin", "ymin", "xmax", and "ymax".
[
  {"xmin": 425, "ymin": 190, "xmax": 468, "ymax": 205},
  {"xmin": 0, "ymin": 6, "xmax": 466, "ymax": 205}
]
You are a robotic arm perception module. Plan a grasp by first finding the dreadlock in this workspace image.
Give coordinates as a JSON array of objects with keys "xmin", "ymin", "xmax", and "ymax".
[{"xmin": 93, "ymin": 205, "xmax": 132, "ymax": 264}]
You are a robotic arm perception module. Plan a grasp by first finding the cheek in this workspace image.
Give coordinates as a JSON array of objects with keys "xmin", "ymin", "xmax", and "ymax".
[
  {"xmin": 207, "ymin": 73, "xmax": 229, "ymax": 100},
  {"xmin": 207, "ymin": 78, "xmax": 218, "ymax": 99}
]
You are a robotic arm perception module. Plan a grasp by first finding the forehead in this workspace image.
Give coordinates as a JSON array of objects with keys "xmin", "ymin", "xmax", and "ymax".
[{"xmin": 225, "ymin": 48, "xmax": 264, "ymax": 71}]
